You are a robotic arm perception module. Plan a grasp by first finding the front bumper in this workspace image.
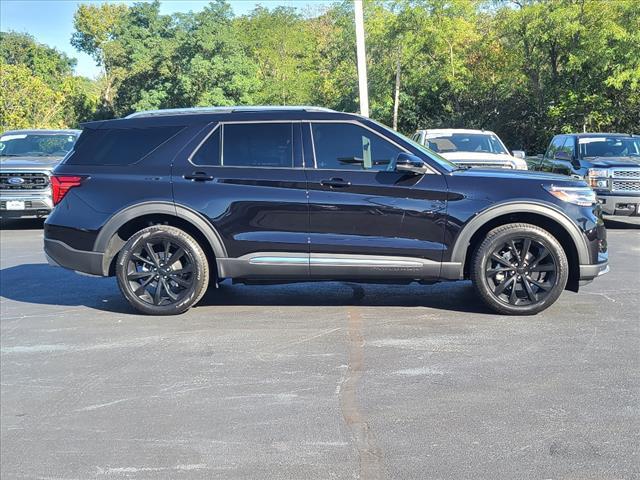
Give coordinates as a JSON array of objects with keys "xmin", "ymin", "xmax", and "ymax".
[
  {"xmin": 595, "ymin": 193, "xmax": 640, "ymax": 216},
  {"xmin": 0, "ymin": 192, "xmax": 53, "ymax": 218},
  {"xmin": 579, "ymin": 261, "xmax": 609, "ymax": 284}
]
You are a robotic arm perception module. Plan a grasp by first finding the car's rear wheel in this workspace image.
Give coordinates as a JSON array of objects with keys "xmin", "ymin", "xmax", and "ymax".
[
  {"xmin": 116, "ymin": 225, "xmax": 209, "ymax": 315},
  {"xmin": 471, "ymin": 223, "xmax": 568, "ymax": 315}
]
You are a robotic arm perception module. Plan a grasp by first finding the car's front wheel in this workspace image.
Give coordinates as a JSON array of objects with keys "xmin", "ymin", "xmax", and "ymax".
[
  {"xmin": 116, "ymin": 225, "xmax": 209, "ymax": 315},
  {"xmin": 471, "ymin": 223, "xmax": 569, "ymax": 315}
]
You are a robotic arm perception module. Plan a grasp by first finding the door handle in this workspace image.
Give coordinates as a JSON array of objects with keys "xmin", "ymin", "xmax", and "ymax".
[
  {"xmin": 184, "ymin": 172, "xmax": 214, "ymax": 182},
  {"xmin": 320, "ymin": 178, "xmax": 351, "ymax": 188}
]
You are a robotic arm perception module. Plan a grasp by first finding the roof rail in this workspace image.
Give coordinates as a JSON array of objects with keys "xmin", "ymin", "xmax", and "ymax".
[{"xmin": 125, "ymin": 106, "xmax": 336, "ymax": 119}]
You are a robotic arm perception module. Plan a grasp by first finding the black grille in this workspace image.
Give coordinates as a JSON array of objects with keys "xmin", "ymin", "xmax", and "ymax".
[{"xmin": 0, "ymin": 172, "xmax": 49, "ymax": 190}]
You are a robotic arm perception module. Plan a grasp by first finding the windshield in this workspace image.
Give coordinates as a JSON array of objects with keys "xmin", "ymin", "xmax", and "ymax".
[
  {"xmin": 578, "ymin": 136, "xmax": 640, "ymax": 158},
  {"xmin": 425, "ymin": 133, "xmax": 508, "ymax": 155},
  {"xmin": 0, "ymin": 133, "xmax": 78, "ymax": 157},
  {"xmin": 367, "ymin": 119, "xmax": 458, "ymax": 172}
]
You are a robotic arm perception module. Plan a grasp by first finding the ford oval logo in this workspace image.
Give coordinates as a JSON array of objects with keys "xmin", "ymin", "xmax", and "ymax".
[{"xmin": 8, "ymin": 177, "xmax": 25, "ymax": 185}]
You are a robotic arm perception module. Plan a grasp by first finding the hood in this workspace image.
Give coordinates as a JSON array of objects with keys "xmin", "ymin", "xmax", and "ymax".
[
  {"xmin": 451, "ymin": 167, "xmax": 582, "ymax": 184},
  {"xmin": 440, "ymin": 151, "xmax": 515, "ymax": 164},
  {"xmin": 0, "ymin": 155, "xmax": 64, "ymax": 171},
  {"xmin": 585, "ymin": 156, "xmax": 640, "ymax": 168}
]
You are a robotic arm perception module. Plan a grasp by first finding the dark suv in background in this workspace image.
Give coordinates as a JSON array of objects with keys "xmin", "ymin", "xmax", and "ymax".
[
  {"xmin": 44, "ymin": 107, "xmax": 608, "ymax": 316},
  {"xmin": 530, "ymin": 133, "xmax": 640, "ymax": 217}
]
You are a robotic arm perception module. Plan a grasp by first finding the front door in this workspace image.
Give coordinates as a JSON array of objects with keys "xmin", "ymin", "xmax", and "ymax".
[{"xmin": 303, "ymin": 121, "xmax": 448, "ymax": 279}]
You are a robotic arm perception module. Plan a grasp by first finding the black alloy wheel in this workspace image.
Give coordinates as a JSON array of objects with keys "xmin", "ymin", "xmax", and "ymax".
[
  {"xmin": 484, "ymin": 237, "xmax": 557, "ymax": 307},
  {"xmin": 116, "ymin": 225, "xmax": 209, "ymax": 315},
  {"xmin": 471, "ymin": 223, "xmax": 569, "ymax": 315},
  {"xmin": 126, "ymin": 238, "xmax": 195, "ymax": 306}
]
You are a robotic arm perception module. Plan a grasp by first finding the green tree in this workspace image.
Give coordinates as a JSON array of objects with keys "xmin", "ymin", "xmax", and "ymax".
[
  {"xmin": 0, "ymin": 62, "xmax": 64, "ymax": 130},
  {"xmin": 236, "ymin": 6, "xmax": 318, "ymax": 105},
  {"xmin": 0, "ymin": 31, "xmax": 76, "ymax": 88}
]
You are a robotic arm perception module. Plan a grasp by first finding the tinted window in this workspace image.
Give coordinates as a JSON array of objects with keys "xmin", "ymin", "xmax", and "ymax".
[
  {"xmin": 312, "ymin": 123, "xmax": 402, "ymax": 171},
  {"xmin": 68, "ymin": 126, "xmax": 181, "ymax": 165},
  {"xmin": 578, "ymin": 136, "xmax": 640, "ymax": 158},
  {"xmin": 191, "ymin": 127, "xmax": 220, "ymax": 166},
  {"xmin": 223, "ymin": 123, "xmax": 293, "ymax": 168}
]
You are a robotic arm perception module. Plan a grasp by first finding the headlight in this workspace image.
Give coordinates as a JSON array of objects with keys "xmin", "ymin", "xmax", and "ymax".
[
  {"xmin": 586, "ymin": 168, "xmax": 610, "ymax": 189},
  {"xmin": 543, "ymin": 185, "xmax": 596, "ymax": 207}
]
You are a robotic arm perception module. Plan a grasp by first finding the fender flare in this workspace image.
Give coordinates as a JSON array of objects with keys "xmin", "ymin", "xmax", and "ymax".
[
  {"xmin": 449, "ymin": 201, "xmax": 591, "ymax": 267},
  {"xmin": 94, "ymin": 201, "xmax": 227, "ymax": 274}
]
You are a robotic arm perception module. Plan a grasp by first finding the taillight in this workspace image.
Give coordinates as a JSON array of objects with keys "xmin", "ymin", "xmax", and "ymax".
[{"xmin": 51, "ymin": 175, "xmax": 85, "ymax": 205}]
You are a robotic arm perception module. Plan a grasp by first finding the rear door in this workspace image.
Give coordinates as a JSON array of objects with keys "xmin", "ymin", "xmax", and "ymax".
[
  {"xmin": 172, "ymin": 121, "xmax": 309, "ymax": 270},
  {"xmin": 303, "ymin": 121, "xmax": 448, "ymax": 279}
]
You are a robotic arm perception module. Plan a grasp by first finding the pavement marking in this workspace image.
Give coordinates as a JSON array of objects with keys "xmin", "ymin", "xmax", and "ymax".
[{"xmin": 340, "ymin": 306, "xmax": 383, "ymax": 480}]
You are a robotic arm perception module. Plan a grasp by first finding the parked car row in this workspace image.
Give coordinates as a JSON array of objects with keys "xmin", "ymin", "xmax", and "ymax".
[{"xmin": 2, "ymin": 124, "xmax": 637, "ymax": 221}]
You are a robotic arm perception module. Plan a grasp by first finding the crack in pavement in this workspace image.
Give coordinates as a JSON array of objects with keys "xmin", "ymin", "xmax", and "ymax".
[{"xmin": 340, "ymin": 286, "xmax": 383, "ymax": 479}]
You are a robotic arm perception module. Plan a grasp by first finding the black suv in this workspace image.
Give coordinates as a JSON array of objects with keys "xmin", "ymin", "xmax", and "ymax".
[
  {"xmin": 44, "ymin": 107, "xmax": 608, "ymax": 315},
  {"xmin": 530, "ymin": 133, "xmax": 640, "ymax": 217}
]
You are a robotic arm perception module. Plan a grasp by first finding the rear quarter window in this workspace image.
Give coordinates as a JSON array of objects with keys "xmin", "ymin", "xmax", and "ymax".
[{"xmin": 67, "ymin": 126, "xmax": 182, "ymax": 165}]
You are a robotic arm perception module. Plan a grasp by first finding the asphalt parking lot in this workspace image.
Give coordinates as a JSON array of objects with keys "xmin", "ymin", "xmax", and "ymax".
[{"xmin": 1, "ymin": 219, "xmax": 639, "ymax": 480}]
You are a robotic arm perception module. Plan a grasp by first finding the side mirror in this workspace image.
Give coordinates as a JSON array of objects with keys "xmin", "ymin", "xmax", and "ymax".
[
  {"xmin": 554, "ymin": 151, "xmax": 572, "ymax": 161},
  {"xmin": 394, "ymin": 152, "xmax": 428, "ymax": 174},
  {"xmin": 512, "ymin": 150, "xmax": 525, "ymax": 159}
]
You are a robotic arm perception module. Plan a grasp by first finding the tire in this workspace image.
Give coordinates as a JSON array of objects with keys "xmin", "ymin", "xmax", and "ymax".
[
  {"xmin": 471, "ymin": 223, "xmax": 569, "ymax": 315},
  {"xmin": 116, "ymin": 225, "xmax": 209, "ymax": 315}
]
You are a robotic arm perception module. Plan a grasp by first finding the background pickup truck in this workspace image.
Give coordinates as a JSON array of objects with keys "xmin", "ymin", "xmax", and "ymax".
[
  {"xmin": 0, "ymin": 129, "xmax": 80, "ymax": 219},
  {"xmin": 529, "ymin": 133, "xmax": 640, "ymax": 217}
]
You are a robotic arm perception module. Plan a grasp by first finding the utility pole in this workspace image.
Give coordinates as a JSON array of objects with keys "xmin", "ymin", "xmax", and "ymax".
[{"xmin": 354, "ymin": 0, "xmax": 369, "ymax": 117}]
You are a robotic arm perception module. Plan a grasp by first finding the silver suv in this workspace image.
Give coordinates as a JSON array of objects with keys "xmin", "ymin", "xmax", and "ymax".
[{"xmin": 0, "ymin": 129, "xmax": 80, "ymax": 219}]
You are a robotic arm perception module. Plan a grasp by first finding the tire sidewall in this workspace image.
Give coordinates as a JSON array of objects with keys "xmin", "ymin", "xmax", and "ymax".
[
  {"xmin": 116, "ymin": 227, "xmax": 207, "ymax": 315},
  {"xmin": 474, "ymin": 226, "xmax": 568, "ymax": 315}
]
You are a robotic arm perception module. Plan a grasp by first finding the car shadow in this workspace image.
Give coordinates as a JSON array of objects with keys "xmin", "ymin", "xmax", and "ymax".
[
  {"xmin": 604, "ymin": 218, "xmax": 640, "ymax": 230},
  {"xmin": 0, "ymin": 263, "xmax": 132, "ymax": 314},
  {"xmin": 0, "ymin": 263, "xmax": 491, "ymax": 315}
]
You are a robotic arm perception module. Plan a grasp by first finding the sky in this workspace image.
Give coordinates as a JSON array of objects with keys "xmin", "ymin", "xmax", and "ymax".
[{"xmin": 0, "ymin": 0, "xmax": 333, "ymax": 78}]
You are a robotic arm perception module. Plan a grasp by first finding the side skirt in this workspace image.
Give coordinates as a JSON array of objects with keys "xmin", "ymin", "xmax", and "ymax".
[{"xmin": 217, "ymin": 252, "xmax": 462, "ymax": 281}]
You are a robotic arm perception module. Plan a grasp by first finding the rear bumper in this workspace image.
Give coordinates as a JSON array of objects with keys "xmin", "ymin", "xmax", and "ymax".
[{"xmin": 44, "ymin": 238, "xmax": 105, "ymax": 276}]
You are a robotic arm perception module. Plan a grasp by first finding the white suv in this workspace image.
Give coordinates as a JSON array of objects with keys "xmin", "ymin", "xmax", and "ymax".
[{"xmin": 412, "ymin": 128, "xmax": 527, "ymax": 170}]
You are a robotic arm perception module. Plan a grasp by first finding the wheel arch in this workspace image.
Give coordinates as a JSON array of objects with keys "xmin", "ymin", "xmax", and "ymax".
[
  {"xmin": 451, "ymin": 202, "xmax": 590, "ymax": 292},
  {"xmin": 94, "ymin": 202, "xmax": 226, "ymax": 277}
]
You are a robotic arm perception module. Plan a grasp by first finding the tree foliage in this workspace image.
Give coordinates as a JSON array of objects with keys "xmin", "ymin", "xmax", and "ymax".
[
  {"xmin": 2, "ymin": 0, "xmax": 638, "ymax": 152},
  {"xmin": 0, "ymin": 32, "xmax": 98, "ymax": 130}
]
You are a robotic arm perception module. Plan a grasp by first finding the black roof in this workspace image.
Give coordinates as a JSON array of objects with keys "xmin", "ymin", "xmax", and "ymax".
[{"xmin": 82, "ymin": 106, "xmax": 363, "ymax": 130}]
